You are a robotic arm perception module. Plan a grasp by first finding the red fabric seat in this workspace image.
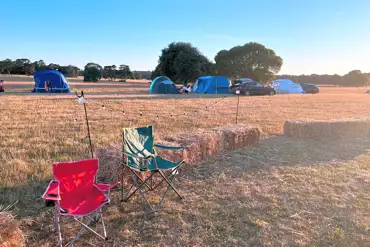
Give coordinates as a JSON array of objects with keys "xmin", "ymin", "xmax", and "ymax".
[{"xmin": 59, "ymin": 186, "xmax": 107, "ymax": 216}]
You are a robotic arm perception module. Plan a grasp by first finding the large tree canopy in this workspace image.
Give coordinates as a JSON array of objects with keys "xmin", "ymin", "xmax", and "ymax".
[
  {"xmin": 214, "ymin": 42, "xmax": 283, "ymax": 83},
  {"xmin": 83, "ymin": 63, "xmax": 102, "ymax": 82},
  {"xmin": 152, "ymin": 42, "xmax": 212, "ymax": 84}
]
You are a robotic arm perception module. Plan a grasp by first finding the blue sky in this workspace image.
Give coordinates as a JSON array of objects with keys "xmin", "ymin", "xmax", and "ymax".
[{"xmin": 2, "ymin": 0, "xmax": 370, "ymax": 75}]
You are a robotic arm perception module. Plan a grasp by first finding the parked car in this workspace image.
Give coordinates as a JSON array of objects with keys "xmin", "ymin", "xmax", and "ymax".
[
  {"xmin": 231, "ymin": 81, "xmax": 276, "ymax": 96},
  {"xmin": 230, "ymin": 78, "xmax": 253, "ymax": 88},
  {"xmin": 0, "ymin": 80, "xmax": 4, "ymax": 92},
  {"xmin": 300, "ymin": 83, "xmax": 319, "ymax": 94}
]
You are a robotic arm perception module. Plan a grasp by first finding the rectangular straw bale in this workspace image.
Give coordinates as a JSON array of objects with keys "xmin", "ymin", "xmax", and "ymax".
[
  {"xmin": 95, "ymin": 143, "xmax": 122, "ymax": 184},
  {"xmin": 284, "ymin": 118, "xmax": 370, "ymax": 138},
  {"xmin": 162, "ymin": 135, "xmax": 203, "ymax": 165},
  {"xmin": 155, "ymin": 140, "xmax": 184, "ymax": 163},
  {"xmin": 0, "ymin": 212, "xmax": 25, "ymax": 247},
  {"xmin": 215, "ymin": 124, "xmax": 262, "ymax": 151}
]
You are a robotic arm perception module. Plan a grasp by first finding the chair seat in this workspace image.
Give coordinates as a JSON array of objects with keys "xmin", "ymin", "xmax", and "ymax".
[
  {"xmin": 44, "ymin": 181, "xmax": 112, "ymax": 196},
  {"xmin": 60, "ymin": 187, "xmax": 107, "ymax": 216},
  {"xmin": 127, "ymin": 156, "xmax": 183, "ymax": 171},
  {"xmin": 149, "ymin": 156, "xmax": 183, "ymax": 170}
]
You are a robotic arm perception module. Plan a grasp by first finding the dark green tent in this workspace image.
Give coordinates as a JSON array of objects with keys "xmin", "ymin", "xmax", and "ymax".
[{"xmin": 149, "ymin": 76, "xmax": 180, "ymax": 94}]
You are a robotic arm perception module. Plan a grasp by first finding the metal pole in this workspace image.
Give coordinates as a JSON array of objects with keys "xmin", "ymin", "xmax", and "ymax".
[
  {"xmin": 83, "ymin": 103, "xmax": 94, "ymax": 158},
  {"xmin": 235, "ymin": 93, "xmax": 240, "ymax": 124},
  {"xmin": 76, "ymin": 91, "xmax": 94, "ymax": 158}
]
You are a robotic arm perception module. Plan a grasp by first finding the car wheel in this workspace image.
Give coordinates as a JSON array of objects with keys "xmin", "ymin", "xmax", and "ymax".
[
  {"xmin": 269, "ymin": 90, "xmax": 275, "ymax": 96},
  {"xmin": 245, "ymin": 90, "xmax": 251, "ymax": 96}
]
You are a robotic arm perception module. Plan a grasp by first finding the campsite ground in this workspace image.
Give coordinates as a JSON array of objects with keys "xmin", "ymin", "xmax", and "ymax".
[{"xmin": 1, "ymin": 77, "xmax": 370, "ymax": 246}]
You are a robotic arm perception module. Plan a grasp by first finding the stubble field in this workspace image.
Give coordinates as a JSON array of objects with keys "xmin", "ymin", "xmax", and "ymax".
[{"xmin": 1, "ymin": 79, "xmax": 370, "ymax": 246}]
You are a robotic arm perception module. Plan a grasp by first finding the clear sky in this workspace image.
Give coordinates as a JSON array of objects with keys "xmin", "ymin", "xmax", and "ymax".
[{"xmin": 2, "ymin": 0, "xmax": 370, "ymax": 75}]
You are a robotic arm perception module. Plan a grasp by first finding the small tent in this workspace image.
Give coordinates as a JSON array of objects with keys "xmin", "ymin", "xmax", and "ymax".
[
  {"xmin": 271, "ymin": 79, "xmax": 304, "ymax": 94},
  {"xmin": 149, "ymin": 76, "xmax": 180, "ymax": 94},
  {"xmin": 32, "ymin": 70, "xmax": 70, "ymax": 93},
  {"xmin": 192, "ymin": 76, "xmax": 231, "ymax": 94}
]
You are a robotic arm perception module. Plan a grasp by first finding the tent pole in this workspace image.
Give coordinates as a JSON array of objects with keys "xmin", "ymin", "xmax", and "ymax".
[{"xmin": 235, "ymin": 93, "xmax": 240, "ymax": 124}]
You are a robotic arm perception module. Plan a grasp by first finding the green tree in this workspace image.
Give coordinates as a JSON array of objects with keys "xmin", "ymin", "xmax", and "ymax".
[
  {"xmin": 102, "ymin": 65, "xmax": 117, "ymax": 81},
  {"xmin": 26, "ymin": 62, "xmax": 35, "ymax": 75},
  {"xmin": 342, "ymin": 70, "xmax": 369, "ymax": 87},
  {"xmin": 214, "ymin": 42, "xmax": 283, "ymax": 83},
  {"xmin": 47, "ymin": 63, "xmax": 61, "ymax": 71},
  {"xmin": 34, "ymin": 60, "xmax": 46, "ymax": 72},
  {"xmin": 153, "ymin": 42, "xmax": 212, "ymax": 84},
  {"xmin": 59, "ymin": 65, "xmax": 80, "ymax": 77},
  {"xmin": 117, "ymin": 64, "xmax": 133, "ymax": 80},
  {"xmin": 13, "ymin": 58, "xmax": 31, "ymax": 74},
  {"xmin": 0, "ymin": 59, "xmax": 14, "ymax": 74},
  {"xmin": 83, "ymin": 63, "xmax": 102, "ymax": 82}
]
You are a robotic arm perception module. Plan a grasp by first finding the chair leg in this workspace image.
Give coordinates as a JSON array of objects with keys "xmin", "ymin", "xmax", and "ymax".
[
  {"xmin": 68, "ymin": 217, "xmax": 91, "ymax": 247},
  {"xmin": 151, "ymin": 168, "xmax": 178, "ymax": 191},
  {"xmin": 54, "ymin": 204, "xmax": 63, "ymax": 247},
  {"xmin": 65, "ymin": 208, "xmax": 108, "ymax": 247},
  {"xmin": 131, "ymin": 169, "xmax": 152, "ymax": 190},
  {"xmin": 124, "ymin": 172, "xmax": 156, "ymax": 202},
  {"xmin": 121, "ymin": 164, "xmax": 125, "ymax": 201},
  {"xmin": 100, "ymin": 208, "xmax": 108, "ymax": 240},
  {"xmin": 159, "ymin": 170, "xmax": 184, "ymax": 200}
]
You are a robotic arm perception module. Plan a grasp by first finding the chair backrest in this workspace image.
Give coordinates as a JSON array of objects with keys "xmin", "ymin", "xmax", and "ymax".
[
  {"xmin": 53, "ymin": 159, "xmax": 98, "ymax": 195},
  {"xmin": 123, "ymin": 126, "xmax": 154, "ymax": 170}
]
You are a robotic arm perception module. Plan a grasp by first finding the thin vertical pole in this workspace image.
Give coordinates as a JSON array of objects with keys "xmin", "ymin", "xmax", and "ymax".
[
  {"xmin": 84, "ymin": 103, "xmax": 94, "ymax": 158},
  {"xmin": 76, "ymin": 91, "xmax": 94, "ymax": 158},
  {"xmin": 235, "ymin": 94, "xmax": 240, "ymax": 124}
]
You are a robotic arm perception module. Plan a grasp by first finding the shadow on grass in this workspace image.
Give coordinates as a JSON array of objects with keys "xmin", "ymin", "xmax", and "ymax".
[
  {"xmin": 183, "ymin": 135, "xmax": 370, "ymax": 179},
  {"xmin": 6, "ymin": 135, "xmax": 370, "ymax": 246}
]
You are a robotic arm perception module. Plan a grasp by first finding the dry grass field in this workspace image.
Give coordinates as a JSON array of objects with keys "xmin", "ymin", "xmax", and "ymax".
[{"xmin": 1, "ymin": 79, "xmax": 370, "ymax": 246}]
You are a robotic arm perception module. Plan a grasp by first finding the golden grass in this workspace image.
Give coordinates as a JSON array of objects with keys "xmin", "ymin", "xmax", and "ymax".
[
  {"xmin": 1, "ymin": 80, "xmax": 370, "ymax": 246},
  {"xmin": 22, "ymin": 136, "xmax": 370, "ymax": 246}
]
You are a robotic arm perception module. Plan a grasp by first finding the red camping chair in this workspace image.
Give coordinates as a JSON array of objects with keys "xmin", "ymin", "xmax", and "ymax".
[{"xmin": 42, "ymin": 159, "xmax": 119, "ymax": 247}]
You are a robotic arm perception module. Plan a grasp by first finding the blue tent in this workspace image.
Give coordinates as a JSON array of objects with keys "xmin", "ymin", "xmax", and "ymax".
[
  {"xmin": 32, "ymin": 70, "xmax": 70, "ymax": 93},
  {"xmin": 192, "ymin": 76, "xmax": 231, "ymax": 94},
  {"xmin": 149, "ymin": 76, "xmax": 180, "ymax": 94}
]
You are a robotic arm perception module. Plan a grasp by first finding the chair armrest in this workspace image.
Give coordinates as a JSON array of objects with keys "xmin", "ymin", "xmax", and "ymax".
[
  {"xmin": 95, "ymin": 182, "xmax": 120, "ymax": 192},
  {"xmin": 122, "ymin": 150, "xmax": 154, "ymax": 159},
  {"xmin": 42, "ymin": 180, "xmax": 61, "ymax": 201},
  {"xmin": 154, "ymin": 144, "xmax": 187, "ymax": 150}
]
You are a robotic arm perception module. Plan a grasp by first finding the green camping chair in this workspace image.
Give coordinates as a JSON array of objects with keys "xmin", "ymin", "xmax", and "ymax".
[{"xmin": 121, "ymin": 126, "xmax": 185, "ymax": 212}]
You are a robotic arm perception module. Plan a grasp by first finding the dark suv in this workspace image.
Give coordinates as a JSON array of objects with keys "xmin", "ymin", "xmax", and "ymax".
[
  {"xmin": 231, "ymin": 81, "xmax": 276, "ymax": 96},
  {"xmin": 300, "ymin": 83, "xmax": 319, "ymax": 94}
]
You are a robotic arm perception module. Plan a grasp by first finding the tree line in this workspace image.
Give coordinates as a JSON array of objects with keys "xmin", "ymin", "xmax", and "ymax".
[
  {"xmin": 0, "ymin": 59, "xmax": 80, "ymax": 77},
  {"xmin": 1, "ymin": 42, "xmax": 369, "ymax": 86},
  {"xmin": 0, "ymin": 58, "xmax": 151, "ymax": 82},
  {"xmin": 277, "ymin": 70, "xmax": 370, "ymax": 86},
  {"xmin": 152, "ymin": 42, "xmax": 369, "ymax": 86}
]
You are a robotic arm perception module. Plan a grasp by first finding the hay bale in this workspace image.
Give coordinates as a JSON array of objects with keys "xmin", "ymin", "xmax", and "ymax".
[
  {"xmin": 0, "ymin": 212, "xmax": 25, "ymax": 247},
  {"xmin": 284, "ymin": 118, "xmax": 370, "ymax": 138},
  {"xmin": 215, "ymin": 124, "xmax": 261, "ymax": 151},
  {"xmin": 155, "ymin": 140, "xmax": 184, "ymax": 163},
  {"xmin": 95, "ymin": 143, "xmax": 121, "ymax": 184},
  {"xmin": 162, "ymin": 135, "xmax": 203, "ymax": 165},
  {"xmin": 97, "ymin": 124, "xmax": 262, "ymax": 170},
  {"xmin": 162, "ymin": 124, "xmax": 261, "ymax": 165}
]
